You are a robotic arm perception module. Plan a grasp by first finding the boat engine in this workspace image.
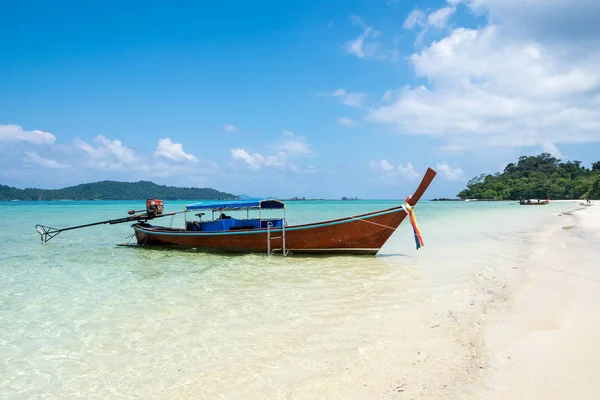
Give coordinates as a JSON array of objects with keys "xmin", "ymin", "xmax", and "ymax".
[{"xmin": 146, "ymin": 199, "xmax": 164, "ymax": 216}]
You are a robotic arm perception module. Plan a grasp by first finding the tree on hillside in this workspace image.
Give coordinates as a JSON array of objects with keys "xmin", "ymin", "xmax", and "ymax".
[
  {"xmin": 586, "ymin": 176, "xmax": 600, "ymax": 199},
  {"xmin": 0, "ymin": 181, "xmax": 239, "ymax": 201},
  {"xmin": 457, "ymin": 154, "xmax": 600, "ymax": 200}
]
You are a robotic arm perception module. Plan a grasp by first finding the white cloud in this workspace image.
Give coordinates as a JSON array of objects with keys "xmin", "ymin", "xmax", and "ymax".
[
  {"xmin": 0, "ymin": 124, "xmax": 56, "ymax": 144},
  {"xmin": 541, "ymin": 142, "xmax": 563, "ymax": 158},
  {"xmin": 332, "ymin": 89, "xmax": 366, "ymax": 108},
  {"xmin": 344, "ymin": 16, "xmax": 380, "ymax": 59},
  {"xmin": 382, "ymin": 90, "xmax": 395, "ymax": 102},
  {"xmin": 427, "ymin": 6, "xmax": 456, "ymax": 28},
  {"xmin": 274, "ymin": 130, "xmax": 313, "ymax": 156},
  {"xmin": 96, "ymin": 135, "xmax": 137, "ymax": 163},
  {"xmin": 24, "ymin": 152, "xmax": 70, "ymax": 169},
  {"xmin": 303, "ymin": 165, "xmax": 318, "ymax": 174},
  {"xmin": 343, "ymin": 15, "xmax": 398, "ymax": 61},
  {"xmin": 223, "ymin": 124, "xmax": 237, "ymax": 133},
  {"xmin": 231, "ymin": 148, "xmax": 284, "ymax": 171},
  {"xmin": 369, "ymin": 159, "xmax": 421, "ymax": 182},
  {"xmin": 404, "ymin": 9, "xmax": 426, "ymax": 30},
  {"xmin": 231, "ymin": 130, "xmax": 313, "ymax": 172},
  {"xmin": 277, "ymin": 139, "xmax": 311, "ymax": 155},
  {"xmin": 345, "ymin": 28, "xmax": 376, "ymax": 59},
  {"xmin": 337, "ymin": 117, "xmax": 357, "ymax": 127},
  {"xmin": 77, "ymin": 135, "xmax": 137, "ymax": 163},
  {"xmin": 75, "ymin": 139, "xmax": 95, "ymax": 155},
  {"xmin": 154, "ymin": 138, "xmax": 197, "ymax": 162},
  {"xmin": 398, "ymin": 163, "xmax": 420, "ymax": 179},
  {"xmin": 403, "ymin": 5, "xmax": 458, "ymax": 46},
  {"xmin": 468, "ymin": 0, "xmax": 600, "ymax": 43},
  {"xmin": 0, "ymin": 125, "xmax": 222, "ymax": 183},
  {"xmin": 436, "ymin": 162, "xmax": 464, "ymax": 181},
  {"xmin": 380, "ymin": 159, "xmax": 395, "ymax": 171},
  {"xmin": 349, "ymin": 15, "xmax": 367, "ymax": 28},
  {"xmin": 74, "ymin": 135, "xmax": 141, "ymax": 171},
  {"xmin": 404, "ymin": 5, "xmax": 456, "ymax": 31},
  {"xmin": 366, "ymin": 1, "xmax": 600, "ymax": 151}
]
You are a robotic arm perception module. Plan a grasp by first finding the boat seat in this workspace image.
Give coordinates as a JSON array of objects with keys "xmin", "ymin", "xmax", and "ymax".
[{"xmin": 186, "ymin": 221, "xmax": 202, "ymax": 231}]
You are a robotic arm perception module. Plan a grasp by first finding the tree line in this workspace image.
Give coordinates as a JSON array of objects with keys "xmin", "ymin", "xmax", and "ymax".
[
  {"xmin": 0, "ymin": 180, "xmax": 240, "ymax": 201},
  {"xmin": 457, "ymin": 153, "xmax": 600, "ymax": 200}
]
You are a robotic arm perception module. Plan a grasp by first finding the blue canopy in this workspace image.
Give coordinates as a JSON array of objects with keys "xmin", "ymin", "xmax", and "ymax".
[{"xmin": 185, "ymin": 199, "xmax": 285, "ymax": 211}]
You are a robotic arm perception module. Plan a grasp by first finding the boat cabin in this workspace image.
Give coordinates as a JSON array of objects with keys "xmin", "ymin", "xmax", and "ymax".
[{"xmin": 184, "ymin": 199, "xmax": 286, "ymax": 232}]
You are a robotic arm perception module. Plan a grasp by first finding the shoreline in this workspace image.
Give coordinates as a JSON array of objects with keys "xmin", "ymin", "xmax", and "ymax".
[{"xmin": 478, "ymin": 203, "xmax": 600, "ymax": 398}]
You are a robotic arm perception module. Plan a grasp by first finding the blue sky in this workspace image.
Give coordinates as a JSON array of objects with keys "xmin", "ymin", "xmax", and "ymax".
[{"xmin": 2, "ymin": 0, "xmax": 600, "ymax": 199}]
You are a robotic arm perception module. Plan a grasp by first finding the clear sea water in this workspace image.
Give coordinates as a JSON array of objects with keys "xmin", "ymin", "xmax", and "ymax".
[{"xmin": 0, "ymin": 199, "xmax": 575, "ymax": 399}]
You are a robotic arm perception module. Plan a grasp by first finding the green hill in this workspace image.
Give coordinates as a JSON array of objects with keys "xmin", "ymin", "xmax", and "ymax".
[
  {"xmin": 0, "ymin": 180, "xmax": 240, "ymax": 201},
  {"xmin": 458, "ymin": 153, "xmax": 600, "ymax": 200}
]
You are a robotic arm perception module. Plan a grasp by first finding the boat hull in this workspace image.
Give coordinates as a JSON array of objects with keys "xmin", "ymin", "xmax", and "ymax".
[
  {"xmin": 133, "ymin": 207, "xmax": 406, "ymax": 255},
  {"xmin": 132, "ymin": 168, "xmax": 437, "ymax": 255}
]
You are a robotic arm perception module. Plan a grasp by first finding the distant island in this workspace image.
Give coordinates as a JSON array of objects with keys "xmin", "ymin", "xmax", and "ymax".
[
  {"xmin": 457, "ymin": 153, "xmax": 600, "ymax": 200},
  {"xmin": 0, "ymin": 180, "xmax": 239, "ymax": 201},
  {"xmin": 283, "ymin": 196, "xmax": 360, "ymax": 201},
  {"xmin": 431, "ymin": 198, "xmax": 465, "ymax": 202},
  {"xmin": 287, "ymin": 196, "xmax": 327, "ymax": 201}
]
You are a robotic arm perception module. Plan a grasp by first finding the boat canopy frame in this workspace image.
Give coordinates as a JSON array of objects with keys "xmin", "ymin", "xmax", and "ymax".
[
  {"xmin": 185, "ymin": 199, "xmax": 286, "ymax": 222},
  {"xmin": 185, "ymin": 199, "xmax": 285, "ymax": 212}
]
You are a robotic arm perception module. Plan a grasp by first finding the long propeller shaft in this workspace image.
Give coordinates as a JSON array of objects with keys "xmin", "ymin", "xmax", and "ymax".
[{"xmin": 35, "ymin": 211, "xmax": 180, "ymax": 243}]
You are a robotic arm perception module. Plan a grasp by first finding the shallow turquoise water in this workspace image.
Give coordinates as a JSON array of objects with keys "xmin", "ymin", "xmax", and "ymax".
[{"xmin": 0, "ymin": 199, "xmax": 574, "ymax": 398}]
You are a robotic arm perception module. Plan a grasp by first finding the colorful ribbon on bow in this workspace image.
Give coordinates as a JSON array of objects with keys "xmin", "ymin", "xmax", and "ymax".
[{"xmin": 402, "ymin": 197, "xmax": 424, "ymax": 250}]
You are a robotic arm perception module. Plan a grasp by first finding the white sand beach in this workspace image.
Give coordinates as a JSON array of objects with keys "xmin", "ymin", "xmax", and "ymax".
[{"xmin": 480, "ymin": 202, "xmax": 600, "ymax": 399}]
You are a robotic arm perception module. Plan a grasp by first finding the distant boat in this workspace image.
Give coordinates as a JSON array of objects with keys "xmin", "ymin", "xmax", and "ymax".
[
  {"xmin": 519, "ymin": 198, "xmax": 550, "ymax": 205},
  {"xmin": 37, "ymin": 168, "xmax": 437, "ymax": 256}
]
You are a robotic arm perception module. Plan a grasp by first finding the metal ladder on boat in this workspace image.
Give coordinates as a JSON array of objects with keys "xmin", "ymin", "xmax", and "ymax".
[{"xmin": 267, "ymin": 220, "xmax": 288, "ymax": 256}]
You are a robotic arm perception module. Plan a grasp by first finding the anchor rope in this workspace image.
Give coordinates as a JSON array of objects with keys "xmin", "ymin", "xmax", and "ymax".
[
  {"xmin": 349, "ymin": 204, "xmax": 415, "ymax": 230},
  {"xmin": 451, "ymin": 242, "xmax": 600, "ymax": 284},
  {"xmin": 349, "ymin": 216, "xmax": 399, "ymax": 230}
]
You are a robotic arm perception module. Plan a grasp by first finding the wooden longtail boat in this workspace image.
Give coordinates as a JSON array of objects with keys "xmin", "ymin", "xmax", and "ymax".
[
  {"xmin": 36, "ymin": 168, "xmax": 436, "ymax": 255},
  {"xmin": 131, "ymin": 168, "xmax": 436, "ymax": 255}
]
